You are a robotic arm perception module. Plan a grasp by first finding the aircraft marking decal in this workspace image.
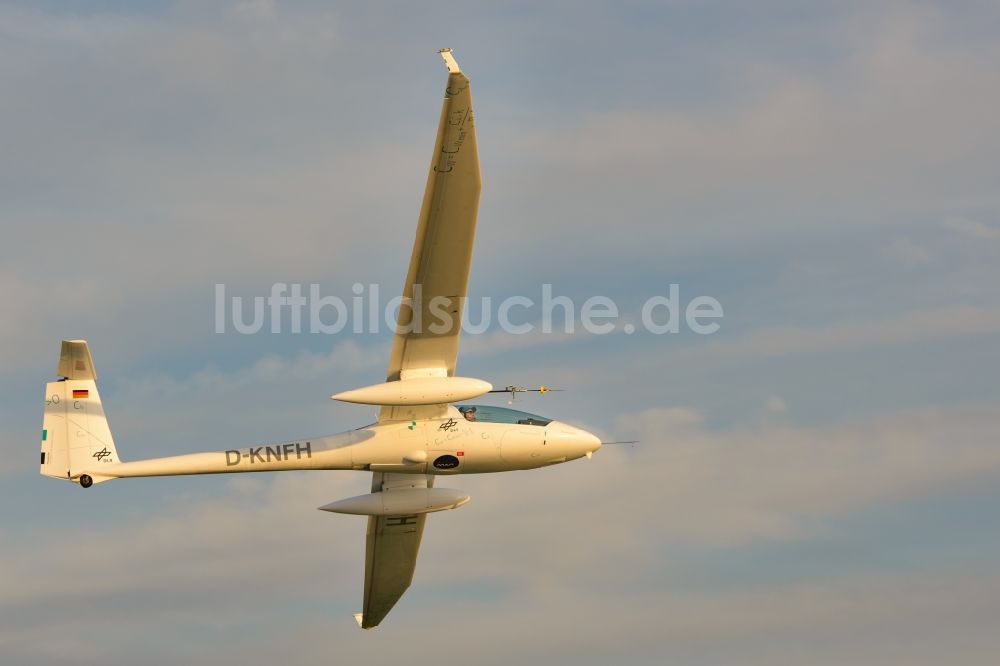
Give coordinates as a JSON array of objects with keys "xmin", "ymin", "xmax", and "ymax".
[{"xmin": 224, "ymin": 442, "xmax": 312, "ymax": 466}]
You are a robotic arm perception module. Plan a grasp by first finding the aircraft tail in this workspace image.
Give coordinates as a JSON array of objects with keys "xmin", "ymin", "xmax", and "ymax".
[{"xmin": 40, "ymin": 340, "xmax": 120, "ymax": 487}]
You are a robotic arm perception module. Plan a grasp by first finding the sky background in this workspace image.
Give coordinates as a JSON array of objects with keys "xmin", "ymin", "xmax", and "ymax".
[{"xmin": 2, "ymin": 1, "xmax": 1000, "ymax": 664}]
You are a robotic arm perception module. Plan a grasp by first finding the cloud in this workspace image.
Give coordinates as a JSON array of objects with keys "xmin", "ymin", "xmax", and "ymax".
[
  {"xmin": 0, "ymin": 3, "xmax": 427, "ymax": 372},
  {"xmin": 115, "ymin": 339, "xmax": 385, "ymax": 397},
  {"xmin": 603, "ymin": 401, "xmax": 1000, "ymax": 544},
  {"xmin": 943, "ymin": 216, "xmax": 1000, "ymax": 241},
  {"xmin": 3, "ymin": 3, "xmax": 1000, "ymax": 663},
  {"xmin": 664, "ymin": 305, "xmax": 1000, "ymax": 371},
  {"xmin": 883, "ymin": 237, "xmax": 933, "ymax": 267},
  {"xmin": 466, "ymin": 3, "xmax": 1000, "ymax": 282},
  {"xmin": 5, "ymin": 399, "xmax": 1000, "ymax": 664},
  {"xmin": 0, "ymin": 472, "xmax": 367, "ymax": 662},
  {"xmin": 766, "ymin": 395, "xmax": 788, "ymax": 413}
]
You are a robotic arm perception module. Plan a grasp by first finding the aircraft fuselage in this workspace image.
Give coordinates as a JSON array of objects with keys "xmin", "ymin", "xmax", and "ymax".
[{"xmin": 84, "ymin": 411, "xmax": 601, "ymax": 482}]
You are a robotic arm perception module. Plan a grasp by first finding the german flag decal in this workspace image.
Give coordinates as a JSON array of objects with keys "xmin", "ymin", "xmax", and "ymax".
[{"xmin": 72, "ymin": 389, "xmax": 89, "ymax": 399}]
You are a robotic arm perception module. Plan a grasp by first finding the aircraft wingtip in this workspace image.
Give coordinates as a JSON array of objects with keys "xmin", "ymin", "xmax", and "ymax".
[{"xmin": 438, "ymin": 48, "xmax": 461, "ymax": 74}]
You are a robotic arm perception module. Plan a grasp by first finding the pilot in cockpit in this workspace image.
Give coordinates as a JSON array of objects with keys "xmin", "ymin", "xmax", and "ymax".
[{"xmin": 462, "ymin": 406, "xmax": 477, "ymax": 422}]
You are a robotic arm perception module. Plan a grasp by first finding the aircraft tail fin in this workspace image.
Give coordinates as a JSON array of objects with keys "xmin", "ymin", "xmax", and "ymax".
[{"xmin": 41, "ymin": 340, "xmax": 120, "ymax": 487}]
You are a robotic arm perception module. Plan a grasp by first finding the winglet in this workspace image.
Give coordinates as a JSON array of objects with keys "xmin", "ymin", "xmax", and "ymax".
[
  {"xmin": 438, "ymin": 47, "xmax": 461, "ymax": 74},
  {"xmin": 58, "ymin": 339, "xmax": 97, "ymax": 380}
]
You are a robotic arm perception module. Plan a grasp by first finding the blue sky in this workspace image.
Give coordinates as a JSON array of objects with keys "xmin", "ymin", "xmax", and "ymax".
[{"xmin": 2, "ymin": 2, "xmax": 999, "ymax": 664}]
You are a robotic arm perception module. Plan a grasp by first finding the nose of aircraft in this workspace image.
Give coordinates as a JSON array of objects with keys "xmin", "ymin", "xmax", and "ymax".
[{"xmin": 552, "ymin": 422, "xmax": 602, "ymax": 459}]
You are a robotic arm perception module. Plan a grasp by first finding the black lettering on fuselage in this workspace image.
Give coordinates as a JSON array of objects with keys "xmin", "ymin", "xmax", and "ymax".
[{"xmin": 227, "ymin": 442, "xmax": 314, "ymax": 465}]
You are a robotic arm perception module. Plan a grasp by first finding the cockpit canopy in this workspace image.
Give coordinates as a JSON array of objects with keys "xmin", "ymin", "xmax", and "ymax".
[{"xmin": 455, "ymin": 405, "xmax": 552, "ymax": 426}]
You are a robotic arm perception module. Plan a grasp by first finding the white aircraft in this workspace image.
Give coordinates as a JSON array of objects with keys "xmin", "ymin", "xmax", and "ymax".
[{"xmin": 39, "ymin": 49, "xmax": 602, "ymax": 629}]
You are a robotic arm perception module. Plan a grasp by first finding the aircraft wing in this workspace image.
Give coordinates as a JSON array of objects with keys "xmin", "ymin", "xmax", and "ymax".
[
  {"xmin": 356, "ymin": 49, "xmax": 477, "ymax": 630},
  {"xmin": 357, "ymin": 472, "xmax": 433, "ymax": 629},
  {"xmin": 380, "ymin": 48, "xmax": 481, "ymax": 423}
]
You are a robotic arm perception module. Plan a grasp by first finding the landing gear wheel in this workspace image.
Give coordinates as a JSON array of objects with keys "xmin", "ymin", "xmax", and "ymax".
[{"xmin": 79, "ymin": 474, "xmax": 93, "ymax": 488}]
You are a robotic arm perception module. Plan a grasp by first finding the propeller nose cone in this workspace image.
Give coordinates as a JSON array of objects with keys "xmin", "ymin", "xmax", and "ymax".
[
  {"xmin": 553, "ymin": 423, "xmax": 602, "ymax": 459},
  {"xmin": 585, "ymin": 431, "xmax": 602, "ymax": 454}
]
